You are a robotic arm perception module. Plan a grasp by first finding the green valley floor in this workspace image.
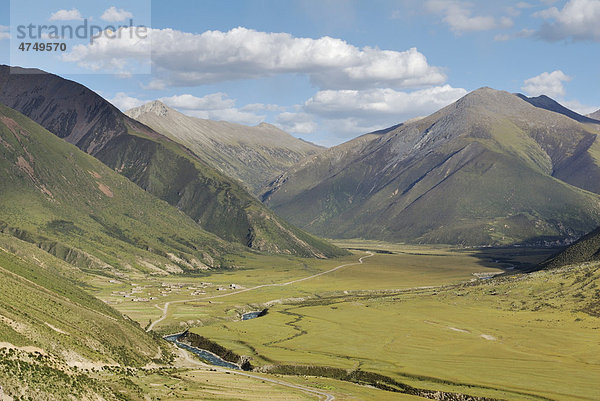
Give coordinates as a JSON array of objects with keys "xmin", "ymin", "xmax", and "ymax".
[{"xmin": 78, "ymin": 241, "xmax": 600, "ymax": 401}]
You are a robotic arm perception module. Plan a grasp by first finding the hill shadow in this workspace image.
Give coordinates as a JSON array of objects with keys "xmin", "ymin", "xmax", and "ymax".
[{"xmin": 462, "ymin": 246, "xmax": 563, "ymax": 273}]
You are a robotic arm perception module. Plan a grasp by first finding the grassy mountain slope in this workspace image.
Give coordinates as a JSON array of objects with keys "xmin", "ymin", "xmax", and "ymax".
[
  {"xmin": 0, "ymin": 65, "xmax": 345, "ymax": 258},
  {"xmin": 0, "ymin": 102, "xmax": 237, "ymax": 273},
  {"xmin": 0, "ymin": 234, "xmax": 173, "ymax": 399},
  {"xmin": 126, "ymin": 101, "xmax": 323, "ymax": 193},
  {"xmin": 542, "ymin": 226, "xmax": 600, "ymax": 269},
  {"xmin": 0, "ymin": 104, "xmax": 341, "ymax": 400},
  {"xmin": 263, "ymin": 88, "xmax": 600, "ymax": 246},
  {"xmin": 0, "ymin": 238, "xmax": 168, "ymax": 367}
]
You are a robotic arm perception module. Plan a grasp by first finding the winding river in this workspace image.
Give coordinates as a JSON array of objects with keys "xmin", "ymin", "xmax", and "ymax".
[{"xmin": 163, "ymin": 333, "xmax": 240, "ymax": 370}]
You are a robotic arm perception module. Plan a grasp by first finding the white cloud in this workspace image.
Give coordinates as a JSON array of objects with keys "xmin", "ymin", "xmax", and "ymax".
[
  {"xmin": 324, "ymin": 117, "xmax": 385, "ymax": 136},
  {"xmin": 41, "ymin": 33, "xmax": 58, "ymax": 39},
  {"xmin": 297, "ymin": 85, "xmax": 467, "ymax": 141},
  {"xmin": 535, "ymin": 0, "xmax": 600, "ymax": 41},
  {"xmin": 506, "ymin": 7, "xmax": 521, "ymax": 17},
  {"xmin": 494, "ymin": 33, "xmax": 512, "ymax": 41},
  {"xmin": 506, "ymin": 2, "xmax": 533, "ymax": 17},
  {"xmin": 142, "ymin": 80, "xmax": 167, "ymax": 90},
  {"xmin": 517, "ymin": 28, "xmax": 536, "ymax": 37},
  {"xmin": 109, "ymin": 92, "xmax": 147, "ymax": 110},
  {"xmin": 305, "ymin": 85, "xmax": 467, "ymax": 119},
  {"xmin": 159, "ymin": 93, "xmax": 264, "ymax": 125},
  {"xmin": 521, "ymin": 70, "xmax": 572, "ymax": 97},
  {"xmin": 494, "ymin": 28, "xmax": 535, "ymax": 41},
  {"xmin": 63, "ymin": 27, "xmax": 446, "ymax": 90},
  {"xmin": 184, "ymin": 108, "xmax": 265, "ymax": 125},
  {"xmin": 101, "ymin": 6, "xmax": 134, "ymax": 22},
  {"xmin": 426, "ymin": 0, "xmax": 513, "ymax": 33},
  {"xmin": 62, "ymin": 27, "xmax": 151, "ymax": 74},
  {"xmin": 275, "ymin": 112, "xmax": 317, "ymax": 134},
  {"xmin": 111, "ymin": 92, "xmax": 266, "ymax": 126},
  {"xmin": 0, "ymin": 25, "xmax": 9, "ymax": 40},
  {"xmin": 159, "ymin": 93, "xmax": 235, "ymax": 110},
  {"xmin": 561, "ymin": 99, "xmax": 600, "ymax": 115},
  {"xmin": 241, "ymin": 103, "xmax": 287, "ymax": 112},
  {"xmin": 49, "ymin": 8, "xmax": 83, "ymax": 21}
]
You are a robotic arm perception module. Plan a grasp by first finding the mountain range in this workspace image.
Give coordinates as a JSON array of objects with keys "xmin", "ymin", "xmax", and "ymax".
[
  {"xmin": 262, "ymin": 88, "xmax": 600, "ymax": 246},
  {"xmin": 0, "ymin": 102, "xmax": 235, "ymax": 272},
  {"xmin": 0, "ymin": 66, "xmax": 344, "ymax": 399},
  {"xmin": 1, "ymin": 63, "xmax": 600, "ymax": 400},
  {"xmin": 0, "ymin": 65, "xmax": 344, "ymax": 259},
  {"xmin": 126, "ymin": 101, "xmax": 323, "ymax": 194},
  {"xmin": 3, "ymin": 65, "xmax": 599, "ymax": 250}
]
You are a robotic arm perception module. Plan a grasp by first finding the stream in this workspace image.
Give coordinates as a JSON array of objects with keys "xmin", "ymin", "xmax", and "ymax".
[
  {"xmin": 242, "ymin": 309, "xmax": 268, "ymax": 321},
  {"xmin": 163, "ymin": 333, "xmax": 240, "ymax": 370}
]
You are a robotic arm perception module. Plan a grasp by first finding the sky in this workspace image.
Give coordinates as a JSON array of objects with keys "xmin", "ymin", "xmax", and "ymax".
[{"xmin": 0, "ymin": 0, "xmax": 599, "ymax": 146}]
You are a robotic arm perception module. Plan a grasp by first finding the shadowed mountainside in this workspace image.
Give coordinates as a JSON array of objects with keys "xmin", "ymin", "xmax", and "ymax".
[
  {"xmin": 0, "ymin": 65, "xmax": 345, "ymax": 258},
  {"xmin": 0, "ymin": 102, "xmax": 234, "ymax": 271},
  {"xmin": 542, "ymin": 226, "xmax": 600, "ymax": 269}
]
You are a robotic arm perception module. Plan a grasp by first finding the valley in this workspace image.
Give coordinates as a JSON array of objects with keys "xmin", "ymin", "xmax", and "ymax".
[
  {"xmin": 1, "ymin": 20, "xmax": 599, "ymax": 399},
  {"xmin": 73, "ymin": 241, "xmax": 600, "ymax": 401}
]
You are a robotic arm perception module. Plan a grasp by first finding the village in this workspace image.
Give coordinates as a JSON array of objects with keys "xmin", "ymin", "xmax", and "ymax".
[{"xmin": 109, "ymin": 281, "xmax": 244, "ymax": 303}]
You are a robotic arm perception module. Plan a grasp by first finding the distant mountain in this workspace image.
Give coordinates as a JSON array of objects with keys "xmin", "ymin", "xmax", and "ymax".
[
  {"xmin": 542, "ymin": 226, "xmax": 600, "ymax": 269},
  {"xmin": 0, "ymin": 102, "xmax": 231, "ymax": 271},
  {"xmin": 516, "ymin": 94, "xmax": 600, "ymax": 125},
  {"xmin": 127, "ymin": 101, "xmax": 323, "ymax": 193},
  {"xmin": 0, "ymin": 65, "xmax": 345, "ymax": 258},
  {"xmin": 588, "ymin": 109, "xmax": 600, "ymax": 120},
  {"xmin": 262, "ymin": 88, "xmax": 600, "ymax": 246}
]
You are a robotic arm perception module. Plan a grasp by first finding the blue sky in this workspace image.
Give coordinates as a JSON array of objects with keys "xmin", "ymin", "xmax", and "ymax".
[{"xmin": 0, "ymin": 0, "xmax": 599, "ymax": 146}]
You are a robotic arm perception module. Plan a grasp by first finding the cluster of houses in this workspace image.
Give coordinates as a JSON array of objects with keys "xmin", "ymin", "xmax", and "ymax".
[
  {"xmin": 111, "ymin": 283, "xmax": 156, "ymax": 302},
  {"xmin": 159, "ymin": 282, "xmax": 213, "ymax": 297},
  {"xmin": 216, "ymin": 283, "xmax": 242, "ymax": 291},
  {"xmin": 109, "ymin": 281, "xmax": 244, "ymax": 302}
]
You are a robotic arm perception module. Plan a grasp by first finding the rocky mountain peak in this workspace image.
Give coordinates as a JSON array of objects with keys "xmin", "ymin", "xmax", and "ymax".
[
  {"xmin": 453, "ymin": 87, "xmax": 521, "ymax": 110},
  {"xmin": 127, "ymin": 100, "xmax": 172, "ymax": 119}
]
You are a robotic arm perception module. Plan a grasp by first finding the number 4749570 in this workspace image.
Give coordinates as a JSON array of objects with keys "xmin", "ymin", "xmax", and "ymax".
[{"xmin": 18, "ymin": 42, "xmax": 67, "ymax": 52}]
